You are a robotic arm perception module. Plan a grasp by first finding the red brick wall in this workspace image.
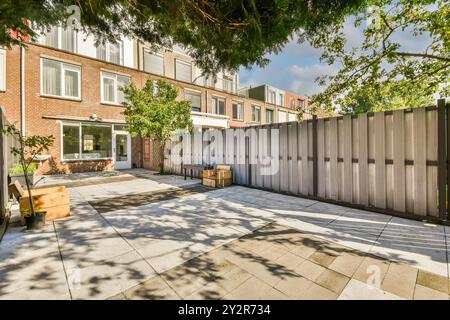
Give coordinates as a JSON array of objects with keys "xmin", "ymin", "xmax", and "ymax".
[{"xmin": 0, "ymin": 44, "xmax": 299, "ymax": 174}]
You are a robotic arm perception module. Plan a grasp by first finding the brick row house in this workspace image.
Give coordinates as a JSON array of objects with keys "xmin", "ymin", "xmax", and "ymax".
[{"xmin": 0, "ymin": 26, "xmax": 307, "ymax": 174}]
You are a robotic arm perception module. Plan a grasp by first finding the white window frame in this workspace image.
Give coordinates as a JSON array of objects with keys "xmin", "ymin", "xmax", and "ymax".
[
  {"xmin": 232, "ymin": 101, "xmax": 244, "ymax": 120},
  {"xmin": 100, "ymin": 71, "xmax": 130, "ymax": 105},
  {"xmin": 61, "ymin": 122, "xmax": 113, "ymax": 161},
  {"xmin": 175, "ymin": 59, "xmax": 192, "ymax": 83},
  {"xmin": 266, "ymin": 109, "xmax": 274, "ymax": 124},
  {"xmin": 0, "ymin": 49, "xmax": 5, "ymax": 91},
  {"xmin": 43, "ymin": 26, "xmax": 77, "ymax": 53},
  {"xmin": 40, "ymin": 58, "xmax": 81, "ymax": 100},
  {"xmin": 251, "ymin": 105, "xmax": 261, "ymax": 123},
  {"xmin": 279, "ymin": 93, "xmax": 284, "ymax": 106},
  {"xmin": 211, "ymin": 96, "xmax": 226, "ymax": 115},
  {"xmin": 143, "ymin": 50, "xmax": 164, "ymax": 75},
  {"xmin": 185, "ymin": 89, "xmax": 202, "ymax": 112}
]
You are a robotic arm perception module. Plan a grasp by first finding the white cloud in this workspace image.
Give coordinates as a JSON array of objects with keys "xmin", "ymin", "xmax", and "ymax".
[{"xmin": 288, "ymin": 64, "xmax": 338, "ymax": 96}]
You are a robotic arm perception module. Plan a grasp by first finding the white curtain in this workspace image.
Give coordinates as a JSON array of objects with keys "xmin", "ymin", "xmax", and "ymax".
[
  {"xmin": 144, "ymin": 51, "xmax": 164, "ymax": 75},
  {"xmin": 44, "ymin": 26, "xmax": 58, "ymax": 48},
  {"xmin": 61, "ymin": 27, "xmax": 75, "ymax": 52},
  {"xmin": 116, "ymin": 75, "xmax": 130, "ymax": 103},
  {"xmin": 175, "ymin": 60, "xmax": 192, "ymax": 82},
  {"xmin": 43, "ymin": 59, "xmax": 61, "ymax": 96},
  {"xmin": 64, "ymin": 69, "xmax": 78, "ymax": 97},
  {"xmin": 96, "ymin": 44, "xmax": 106, "ymax": 60},
  {"xmin": 103, "ymin": 77, "xmax": 115, "ymax": 102},
  {"xmin": 109, "ymin": 43, "xmax": 121, "ymax": 64}
]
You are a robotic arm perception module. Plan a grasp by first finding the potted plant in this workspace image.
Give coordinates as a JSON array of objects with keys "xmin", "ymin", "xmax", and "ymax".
[
  {"xmin": 21, "ymin": 208, "xmax": 46, "ymax": 230},
  {"xmin": 1, "ymin": 124, "xmax": 54, "ymax": 230},
  {"xmin": 9, "ymin": 163, "xmax": 38, "ymax": 186}
]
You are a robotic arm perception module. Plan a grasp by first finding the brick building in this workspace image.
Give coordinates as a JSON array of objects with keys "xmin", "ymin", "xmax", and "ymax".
[{"xmin": 0, "ymin": 27, "xmax": 305, "ymax": 174}]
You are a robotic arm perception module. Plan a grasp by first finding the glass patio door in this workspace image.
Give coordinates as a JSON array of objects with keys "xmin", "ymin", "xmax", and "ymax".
[{"xmin": 113, "ymin": 131, "xmax": 131, "ymax": 169}]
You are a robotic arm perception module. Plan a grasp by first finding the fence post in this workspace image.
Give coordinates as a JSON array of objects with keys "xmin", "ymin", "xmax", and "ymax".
[
  {"xmin": 312, "ymin": 115, "xmax": 318, "ymax": 197},
  {"xmin": 0, "ymin": 107, "xmax": 6, "ymax": 222},
  {"xmin": 439, "ymin": 98, "xmax": 450, "ymax": 220}
]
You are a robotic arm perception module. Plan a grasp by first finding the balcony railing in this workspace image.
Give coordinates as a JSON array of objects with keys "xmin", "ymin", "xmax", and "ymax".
[{"xmin": 194, "ymin": 76, "xmax": 248, "ymax": 96}]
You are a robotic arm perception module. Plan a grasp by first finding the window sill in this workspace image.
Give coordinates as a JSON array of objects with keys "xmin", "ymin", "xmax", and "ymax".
[
  {"xmin": 62, "ymin": 158, "xmax": 113, "ymax": 163},
  {"xmin": 40, "ymin": 94, "xmax": 81, "ymax": 102},
  {"xmin": 232, "ymin": 118, "xmax": 244, "ymax": 122},
  {"xmin": 100, "ymin": 101, "xmax": 125, "ymax": 107}
]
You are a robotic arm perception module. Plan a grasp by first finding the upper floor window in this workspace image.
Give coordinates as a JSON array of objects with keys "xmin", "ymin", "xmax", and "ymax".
[
  {"xmin": 251, "ymin": 105, "xmax": 261, "ymax": 122},
  {"xmin": 143, "ymin": 50, "xmax": 164, "ymax": 75},
  {"xmin": 212, "ymin": 96, "xmax": 225, "ymax": 115},
  {"xmin": 223, "ymin": 75, "xmax": 234, "ymax": 93},
  {"xmin": 41, "ymin": 58, "xmax": 80, "ymax": 99},
  {"xmin": 290, "ymin": 98, "xmax": 295, "ymax": 109},
  {"xmin": 97, "ymin": 41, "xmax": 123, "ymax": 65},
  {"xmin": 175, "ymin": 59, "xmax": 192, "ymax": 83},
  {"xmin": 298, "ymin": 99, "xmax": 304, "ymax": 108},
  {"xmin": 266, "ymin": 109, "xmax": 274, "ymax": 124},
  {"xmin": 232, "ymin": 101, "xmax": 243, "ymax": 120},
  {"xmin": 101, "ymin": 71, "xmax": 130, "ymax": 105},
  {"xmin": 279, "ymin": 93, "xmax": 285, "ymax": 107},
  {"xmin": 185, "ymin": 90, "xmax": 201, "ymax": 112},
  {"xmin": 0, "ymin": 49, "xmax": 5, "ymax": 91},
  {"xmin": 43, "ymin": 26, "xmax": 77, "ymax": 53},
  {"xmin": 269, "ymin": 91, "xmax": 276, "ymax": 104}
]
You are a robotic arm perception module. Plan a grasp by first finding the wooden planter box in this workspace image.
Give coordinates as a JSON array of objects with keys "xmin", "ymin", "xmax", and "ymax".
[{"xmin": 20, "ymin": 186, "xmax": 70, "ymax": 222}]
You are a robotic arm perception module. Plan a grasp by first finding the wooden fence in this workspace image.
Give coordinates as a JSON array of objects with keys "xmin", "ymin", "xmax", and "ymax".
[{"xmin": 165, "ymin": 100, "xmax": 449, "ymax": 221}]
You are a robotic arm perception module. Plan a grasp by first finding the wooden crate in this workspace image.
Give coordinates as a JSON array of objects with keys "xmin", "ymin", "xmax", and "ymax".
[{"xmin": 203, "ymin": 177, "xmax": 232, "ymax": 188}]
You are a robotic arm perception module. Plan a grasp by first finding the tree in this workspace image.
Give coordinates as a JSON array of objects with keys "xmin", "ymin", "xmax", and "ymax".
[
  {"xmin": 299, "ymin": 0, "xmax": 449, "ymax": 110},
  {"xmin": 122, "ymin": 79, "xmax": 193, "ymax": 174},
  {"xmin": 1, "ymin": 124, "xmax": 54, "ymax": 216},
  {"xmin": 1, "ymin": 0, "xmax": 367, "ymax": 75},
  {"xmin": 339, "ymin": 80, "xmax": 435, "ymax": 114}
]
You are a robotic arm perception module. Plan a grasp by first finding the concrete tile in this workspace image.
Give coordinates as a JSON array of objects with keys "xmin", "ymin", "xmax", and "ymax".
[
  {"xmin": 294, "ymin": 260, "xmax": 326, "ymax": 282},
  {"xmin": 275, "ymin": 252, "xmax": 305, "ymax": 270},
  {"xmin": 275, "ymin": 275, "xmax": 313, "ymax": 299},
  {"xmin": 381, "ymin": 263, "xmax": 418, "ymax": 299},
  {"xmin": 308, "ymin": 251, "xmax": 338, "ymax": 268},
  {"xmin": 257, "ymin": 243, "xmax": 289, "ymax": 261},
  {"xmin": 69, "ymin": 251, "xmax": 156, "ymax": 300},
  {"xmin": 353, "ymin": 255, "xmax": 390, "ymax": 285},
  {"xmin": 328, "ymin": 252, "xmax": 365, "ymax": 278},
  {"xmin": 185, "ymin": 282, "xmax": 229, "ymax": 300},
  {"xmin": 338, "ymin": 279, "xmax": 403, "ymax": 300},
  {"xmin": 0, "ymin": 252, "xmax": 68, "ymax": 297},
  {"xmin": 123, "ymin": 275, "xmax": 180, "ymax": 300},
  {"xmin": 107, "ymin": 293, "xmax": 126, "ymax": 300},
  {"xmin": 225, "ymin": 277, "xmax": 288, "ymax": 300},
  {"xmin": 212, "ymin": 265, "xmax": 253, "ymax": 293},
  {"xmin": 413, "ymin": 284, "xmax": 449, "ymax": 300},
  {"xmin": 287, "ymin": 242, "xmax": 317, "ymax": 259},
  {"xmin": 315, "ymin": 269, "xmax": 350, "ymax": 294},
  {"xmin": 299, "ymin": 282, "xmax": 338, "ymax": 300},
  {"xmin": 416, "ymin": 270, "xmax": 449, "ymax": 294}
]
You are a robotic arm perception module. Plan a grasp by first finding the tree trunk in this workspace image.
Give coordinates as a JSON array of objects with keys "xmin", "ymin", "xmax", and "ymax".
[
  {"xmin": 159, "ymin": 141, "xmax": 165, "ymax": 174},
  {"xmin": 22, "ymin": 161, "xmax": 34, "ymax": 216}
]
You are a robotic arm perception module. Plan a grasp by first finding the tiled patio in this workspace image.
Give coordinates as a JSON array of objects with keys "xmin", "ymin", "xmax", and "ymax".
[{"xmin": 1, "ymin": 169, "xmax": 449, "ymax": 300}]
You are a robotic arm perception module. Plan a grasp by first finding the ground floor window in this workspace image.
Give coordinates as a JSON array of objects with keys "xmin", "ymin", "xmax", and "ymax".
[{"xmin": 62, "ymin": 123, "xmax": 112, "ymax": 160}]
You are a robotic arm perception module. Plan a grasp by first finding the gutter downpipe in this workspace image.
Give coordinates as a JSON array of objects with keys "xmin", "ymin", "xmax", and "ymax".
[{"xmin": 20, "ymin": 46, "xmax": 25, "ymax": 135}]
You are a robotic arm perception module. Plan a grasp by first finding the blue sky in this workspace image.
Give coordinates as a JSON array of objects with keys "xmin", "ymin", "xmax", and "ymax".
[
  {"xmin": 238, "ymin": 38, "xmax": 333, "ymax": 98},
  {"xmin": 239, "ymin": 15, "xmax": 432, "ymax": 98}
]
